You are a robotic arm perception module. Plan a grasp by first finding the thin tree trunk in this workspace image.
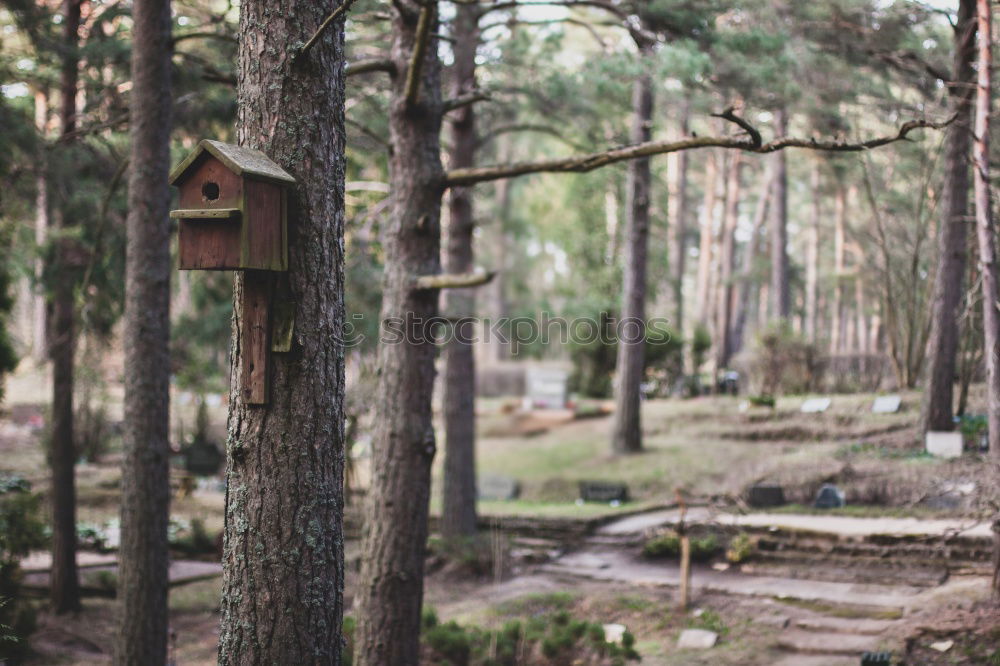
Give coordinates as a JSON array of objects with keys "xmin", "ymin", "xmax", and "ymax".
[
  {"xmin": 805, "ymin": 162, "xmax": 821, "ymax": 343},
  {"xmin": 218, "ymin": 0, "xmax": 347, "ymax": 661},
  {"xmin": 355, "ymin": 3, "xmax": 445, "ymax": 663},
  {"xmin": 921, "ymin": 0, "xmax": 977, "ymax": 434},
  {"xmin": 33, "ymin": 89, "xmax": 48, "ymax": 363},
  {"xmin": 732, "ymin": 163, "xmax": 773, "ymax": 354},
  {"xmin": 49, "ymin": 0, "xmax": 83, "ymax": 615},
  {"xmin": 669, "ymin": 103, "xmax": 690, "ymax": 334},
  {"xmin": 115, "ymin": 0, "xmax": 172, "ymax": 660},
  {"xmin": 611, "ymin": 55, "xmax": 653, "ymax": 454},
  {"xmin": 441, "ymin": 2, "xmax": 480, "ymax": 540},
  {"xmin": 770, "ymin": 108, "xmax": 790, "ymax": 322},
  {"xmin": 854, "ymin": 244, "xmax": 869, "ymax": 354},
  {"xmin": 972, "ymin": 0, "xmax": 1000, "ymax": 458},
  {"xmin": 715, "ymin": 153, "xmax": 742, "ymax": 368},
  {"xmin": 830, "ymin": 183, "xmax": 848, "ymax": 353},
  {"xmin": 694, "ymin": 151, "xmax": 718, "ymax": 326}
]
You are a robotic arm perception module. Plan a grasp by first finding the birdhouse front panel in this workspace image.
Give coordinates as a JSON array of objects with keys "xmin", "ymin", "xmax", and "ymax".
[
  {"xmin": 177, "ymin": 156, "xmax": 244, "ymax": 269},
  {"xmin": 170, "ymin": 139, "xmax": 294, "ymax": 272}
]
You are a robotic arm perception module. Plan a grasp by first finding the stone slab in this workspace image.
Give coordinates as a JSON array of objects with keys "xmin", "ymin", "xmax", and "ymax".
[
  {"xmin": 800, "ymin": 398, "xmax": 831, "ymax": 413},
  {"xmin": 776, "ymin": 629, "xmax": 884, "ymax": 655},
  {"xmin": 872, "ymin": 395, "xmax": 901, "ymax": 414},
  {"xmin": 677, "ymin": 628, "xmax": 718, "ymax": 649},
  {"xmin": 926, "ymin": 431, "xmax": 963, "ymax": 458},
  {"xmin": 478, "ymin": 474, "xmax": 520, "ymax": 501}
]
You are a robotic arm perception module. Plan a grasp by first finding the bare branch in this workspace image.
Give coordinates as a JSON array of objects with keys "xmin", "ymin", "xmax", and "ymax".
[
  {"xmin": 297, "ymin": 0, "xmax": 360, "ymax": 62},
  {"xmin": 412, "ymin": 269, "xmax": 496, "ymax": 290},
  {"xmin": 445, "ymin": 114, "xmax": 954, "ymax": 187},
  {"xmin": 346, "ymin": 57, "xmax": 396, "ymax": 76},
  {"xmin": 404, "ymin": 2, "xmax": 435, "ymax": 107},
  {"xmin": 711, "ymin": 106, "xmax": 761, "ymax": 147},
  {"xmin": 443, "ymin": 90, "xmax": 490, "ymax": 113}
]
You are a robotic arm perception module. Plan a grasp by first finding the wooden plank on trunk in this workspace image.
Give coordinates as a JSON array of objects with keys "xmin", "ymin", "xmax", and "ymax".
[{"xmin": 240, "ymin": 272, "xmax": 272, "ymax": 405}]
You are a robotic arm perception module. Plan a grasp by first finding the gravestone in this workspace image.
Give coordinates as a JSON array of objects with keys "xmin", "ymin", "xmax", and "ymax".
[
  {"xmin": 871, "ymin": 395, "xmax": 901, "ymax": 414},
  {"xmin": 478, "ymin": 474, "xmax": 520, "ymax": 501},
  {"xmin": 813, "ymin": 483, "xmax": 845, "ymax": 509},
  {"xmin": 800, "ymin": 397, "xmax": 831, "ymax": 413},
  {"xmin": 926, "ymin": 431, "xmax": 963, "ymax": 458},
  {"xmin": 747, "ymin": 483, "xmax": 785, "ymax": 508},
  {"xmin": 579, "ymin": 480, "xmax": 629, "ymax": 503},
  {"xmin": 524, "ymin": 367, "xmax": 569, "ymax": 409},
  {"xmin": 677, "ymin": 629, "xmax": 718, "ymax": 649},
  {"xmin": 861, "ymin": 652, "xmax": 892, "ymax": 666},
  {"xmin": 183, "ymin": 438, "xmax": 224, "ymax": 477}
]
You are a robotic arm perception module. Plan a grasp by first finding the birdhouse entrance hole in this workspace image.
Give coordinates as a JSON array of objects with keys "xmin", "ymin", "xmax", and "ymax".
[{"xmin": 202, "ymin": 181, "xmax": 220, "ymax": 201}]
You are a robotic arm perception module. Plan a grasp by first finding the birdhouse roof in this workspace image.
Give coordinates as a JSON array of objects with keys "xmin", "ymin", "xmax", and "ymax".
[{"xmin": 169, "ymin": 139, "xmax": 296, "ymax": 186}]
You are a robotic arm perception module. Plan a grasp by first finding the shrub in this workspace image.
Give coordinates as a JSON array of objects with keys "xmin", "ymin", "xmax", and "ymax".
[
  {"xmin": 726, "ymin": 533, "xmax": 755, "ymax": 564},
  {"xmin": 642, "ymin": 531, "xmax": 719, "ymax": 562},
  {"xmin": 0, "ymin": 474, "xmax": 46, "ymax": 662}
]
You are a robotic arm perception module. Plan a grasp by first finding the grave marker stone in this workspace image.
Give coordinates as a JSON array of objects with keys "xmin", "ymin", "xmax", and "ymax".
[
  {"xmin": 747, "ymin": 483, "xmax": 785, "ymax": 508},
  {"xmin": 477, "ymin": 474, "xmax": 520, "ymax": 501},
  {"xmin": 677, "ymin": 629, "xmax": 718, "ymax": 649},
  {"xmin": 525, "ymin": 367, "xmax": 569, "ymax": 409},
  {"xmin": 800, "ymin": 397, "xmax": 831, "ymax": 413},
  {"xmin": 579, "ymin": 480, "xmax": 629, "ymax": 503},
  {"xmin": 872, "ymin": 395, "xmax": 901, "ymax": 414},
  {"xmin": 813, "ymin": 483, "xmax": 845, "ymax": 509},
  {"xmin": 926, "ymin": 431, "xmax": 963, "ymax": 458}
]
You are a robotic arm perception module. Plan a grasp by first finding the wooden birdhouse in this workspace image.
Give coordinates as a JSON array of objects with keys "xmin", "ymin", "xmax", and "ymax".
[
  {"xmin": 170, "ymin": 140, "xmax": 296, "ymax": 406},
  {"xmin": 169, "ymin": 139, "xmax": 294, "ymax": 271}
]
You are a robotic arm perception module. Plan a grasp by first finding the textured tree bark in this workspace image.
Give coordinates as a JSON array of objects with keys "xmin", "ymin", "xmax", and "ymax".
[
  {"xmin": 441, "ymin": 1, "xmax": 480, "ymax": 541},
  {"xmin": 218, "ymin": 0, "xmax": 347, "ymax": 662},
  {"xmin": 971, "ymin": 0, "xmax": 999, "ymax": 458},
  {"xmin": 715, "ymin": 153, "xmax": 742, "ymax": 369},
  {"xmin": 769, "ymin": 109, "xmax": 790, "ymax": 322},
  {"xmin": 668, "ymin": 103, "xmax": 690, "ymax": 334},
  {"xmin": 115, "ymin": 0, "xmax": 172, "ymax": 661},
  {"xmin": 830, "ymin": 183, "xmax": 848, "ymax": 353},
  {"xmin": 611, "ymin": 61, "xmax": 653, "ymax": 455},
  {"xmin": 49, "ymin": 0, "xmax": 83, "ymax": 615},
  {"xmin": 731, "ymin": 164, "xmax": 773, "ymax": 355},
  {"xmin": 805, "ymin": 162, "xmax": 821, "ymax": 344},
  {"xmin": 354, "ymin": 2, "xmax": 445, "ymax": 663},
  {"xmin": 694, "ymin": 151, "xmax": 718, "ymax": 327},
  {"xmin": 921, "ymin": 0, "xmax": 976, "ymax": 435},
  {"xmin": 33, "ymin": 89, "xmax": 48, "ymax": 363}
]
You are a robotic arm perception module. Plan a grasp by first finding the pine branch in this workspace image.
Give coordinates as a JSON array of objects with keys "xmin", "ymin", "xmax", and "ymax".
[
  {"xmin": 412, "ymin": 269, "xmax": 496, "ymax": 290},
  {"xmin": 445, "ymin": 114, "xmax": 954, "ymax": 187},
  {"xmin": 404, "ymin": 2, "xmax": 435, "ymax": 107},
  {"xmin": 346, "ymin": 57, "xmax": 396, "ymax": 76},
  {"xmin": 297, "ymin": 0, "xmax": 360, "ymax": 62}
]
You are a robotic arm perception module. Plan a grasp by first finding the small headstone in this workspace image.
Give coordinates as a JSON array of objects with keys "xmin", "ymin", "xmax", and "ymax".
[
  {"xmin": 871, "ymin": 395, "xmax": 901, "ymax": 414},
  {"xmin": 579, "ymin": 480, "xmax": 629, "ymax": 503},
  {"xmin": 800, "ymin": 397, "xmax": 831, "ymax": 413},
  {"xmin": 478, "ymin": 474, "xmax": 520, "ymax": 501},
  {"xmin": 861, "ymin": 652, "xmax": 893, "ymax": 666},
  {"xmin": 677, "ymin": 629, "xmax": 718, "ymax": 649},
  {"xmin": 183, "ymin": 439, "xmax": 224, "ymax": 477},
  {"xmin": 926, "ymin": 431, "xmax": 963, "ymax": 459},
  {"xmin": 755, "ymin": 614, "xmax": 790, "ymax": 628},
  {"xmin": 747, "ymin": 483, "xmax": 785, "ymax": 508},
  {"xmin": 525, "ymin": 367, "xmax": 569, "ymax": 409},
  {"xmin": 603, "ymin": 623, "xmax": 626, "ymax": 644},
  {"xmin": 813, "ymin": 483, "xmax": 845, "ymax": 509},
  {"xmin": 930, "ymin": 640, "xmax": 954, "ymax": 653}
]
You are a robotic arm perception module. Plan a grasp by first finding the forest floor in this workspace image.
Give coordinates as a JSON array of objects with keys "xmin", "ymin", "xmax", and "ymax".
[{"xmin": 1, "ymin": 365, "xmax": 997, "ymax": 663}]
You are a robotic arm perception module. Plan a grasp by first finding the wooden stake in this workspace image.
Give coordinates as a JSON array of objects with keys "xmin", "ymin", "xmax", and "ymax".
[{"xmin": 240, "ymin": 271, "xmax": 272, "ymax": 405}]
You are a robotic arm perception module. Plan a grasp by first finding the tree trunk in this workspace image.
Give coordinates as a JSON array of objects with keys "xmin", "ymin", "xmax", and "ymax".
[
  {"xmin": 972, "ymin": 0, "xmax": 1000, "ymax": 458},
  {"xmin": 218, "ymin": 1, "xmax": 347, "ymax": 662},
  {"xmin": 49, "ymin": 0, "xmax": 83, "ymax": 615},
  {"xmin": 115, "ymin": 0, "xmax": 172, "ymax": 660},
  {"xmin": 694, "ymin": 151, "xmax": 718, "ymax": 327},
  {"xmin": 441, "ymin": 2, "xmax": 480, "ymax": 541},
  {"xmin": 355, "ymin": 3, "xmax": 445, "ymax": 664},
  {"xmin": 921, "ymin": 0, "xmax": 976, "ymax": 435},
  {"xmin": 715, "ymin": 152, "xmax": 742, "ymax": 368},
  {"xmin": 33, "ymin": 89, "xmax": 48, "ymax": 363},
  {"xmin": 805, "ymin": 162, "xmax": 821, "ymax": 343},
  {"xmin": 770, "ymin": 109, "xmax": 790, "ymax": 322},
  {"xmin": 831, "ymin": 183, "xmax": 848, "ymax": 353},
  {"xmin": 669, "ymin": 103, "xmax": 690, "ymax": 334},
  {"xmin": 732, "ymin": 164, "xmax": 773, "ymax": 354},
  {"xmin": 611, "ymin": 58, "xmax": 653, "ymax": 455}
]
